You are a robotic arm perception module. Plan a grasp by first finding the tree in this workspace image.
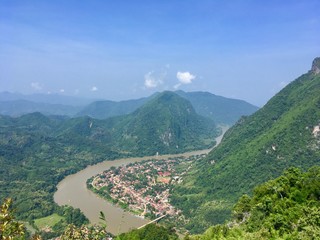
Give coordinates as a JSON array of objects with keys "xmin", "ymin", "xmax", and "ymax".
[
  {"xmin": 0, "ymin": 198, "xmax": 25, "ymax": 240},
  {"xmin": 60, "ymin": 224, "xmax": 108, "ymax": 240}
]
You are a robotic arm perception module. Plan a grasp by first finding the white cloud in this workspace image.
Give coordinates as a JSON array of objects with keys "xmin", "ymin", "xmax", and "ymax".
[
  {"xmin": 174, "ymin": 71, "xmax": 196, "ymax": 89},
  {"xmin": 31, "ymin": 82, "xmax": 42, "ymax": 90},
  {"xmin": 176, "ymin": 71, "xmax": 196, "ymax": 84},
  {"xmin": 144, "ymin": 71, "xmax": 164, "ymax": 89},
  {"xmin": 60, "ymin": 89, "xmax": 65, "ymax": 93},
  {"xmin": 91, "ymin": 86, "xmax": 98, "ymax": 91}
]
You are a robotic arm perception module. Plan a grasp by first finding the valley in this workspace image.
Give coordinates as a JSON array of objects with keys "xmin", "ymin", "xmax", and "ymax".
[
  {"xmin": 54, "ymin": 127, "xmax": 228, "ymax": 235},
  {"xmin": 3, "ymin": 1, "xmax": 320, "ymax": 239},
  {"xmin": 1, "ymin": 57, "xmax": 320, "ymax": 239}
]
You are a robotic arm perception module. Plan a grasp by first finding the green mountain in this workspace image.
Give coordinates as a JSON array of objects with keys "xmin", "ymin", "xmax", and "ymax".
[
  {"xmin": 0, "ymin": 91, "xmax": 96, "ymax": 106},
  {"xmin": 0, "ymin": 90, "xmax": 258, "ymax": 126},
  {"xmin": 76, "ymin": 91, "xmax": 258, "ymax": 125},
  {"xmin": 0, "ymin": 99, "xmax": 82, "ymax": 117},
  {"xmin": 75, "ymin": 97, "xmax": 150, "ymax": 119},
  {"xmin": 188, "ymin": 167, "xmax": 320, "ymax": 240},
  {"xmin": 110, "ymin": 91, "xmax": 219, "ymax": 156},
  {"xmin": 0, "ymin": 92, "xmax": 97, "ymax": 117},
  {"xmin": 56, "ymin": 91, "xmax": 219, "ymax": 156},
  {"xmin": 175, "ymin": 90, "xmax": 259, "ymax": 125},
  {"xmin": 0, "ymin": 112, "xmax": 117, "ymax": 226},
  {"xmin": 171, "ymin": 57, "xmax": 320, "ymax": 233},
  {"xmin": 0, "ymin": 92, "xmax": 219, "ymax": 225}
]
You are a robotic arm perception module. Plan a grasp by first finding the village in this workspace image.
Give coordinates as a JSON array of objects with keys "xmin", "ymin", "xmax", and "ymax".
[{"xmin": 89, "ymin": 154, "xmax": 206, "ymax": 219}]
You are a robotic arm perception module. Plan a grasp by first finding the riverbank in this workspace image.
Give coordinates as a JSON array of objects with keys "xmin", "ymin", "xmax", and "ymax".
[
  {"xmin": 54, "ymin": 126, "xmax": 228, "ymax": 235},
  {"xmin": 87, "ymin": 155, "xmax": 201, "ymax": 219}
]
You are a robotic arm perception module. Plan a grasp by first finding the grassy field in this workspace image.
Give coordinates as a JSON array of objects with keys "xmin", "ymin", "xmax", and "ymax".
[{"xmin": 34, "ymin": 213, "xmax": 64, "ymax": 230}]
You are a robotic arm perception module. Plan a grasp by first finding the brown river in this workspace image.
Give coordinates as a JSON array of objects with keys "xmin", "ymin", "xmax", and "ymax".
[{"xmin": 54, "ymin": 126, "xmax": 228, "ymax": 235}]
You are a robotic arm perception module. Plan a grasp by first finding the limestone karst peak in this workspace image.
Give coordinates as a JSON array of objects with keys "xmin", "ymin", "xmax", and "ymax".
[{"xmin": 311, "ymin": 57, "xmax": 320, "ymax": 75}]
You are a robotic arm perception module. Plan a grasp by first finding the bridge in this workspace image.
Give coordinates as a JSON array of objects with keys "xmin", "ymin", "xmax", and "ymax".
[{"xmin": 137, "ymin": 215, "xmax": 166, "ymax": 229}]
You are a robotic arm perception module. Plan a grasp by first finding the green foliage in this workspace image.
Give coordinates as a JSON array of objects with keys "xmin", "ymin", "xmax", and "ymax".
[
  {"xmin": 109, "ymin": 91, "xmax": 219, "ymax": 156},
  {"xmin": 34, "ymin": 214, "xmax": 64, "ymax": 230},
  {"xmin": 0, "ymin": 198, "xmax": 107, "ymax": 240},
  {"xmin": 175, "ymin": 90, "xmax": 258, "ymax": 125},
  {"xmin": 187, "ymin": 167, "xmax": 320, "ymax": 240},
  {"xmin": 59, "ymin": 224, "xmax": 109, "ymax": 240},
  {"xmin": 171, "ymin": 70, "xmax": 320, "ymax": 232},
  {"xmin": 75, "ymin": 97, "xmax": 149, "ymax": 119},
  {"xmin": 0, "ymin": 198, "xmax": 25, "ymax": 240},
  {"xmin": 0, "ymin": 91, "xmax": 219, "ymax": 236},
  {"xmin": 76, "ymin": 90, "xmax": 258, "ymax": 126},
  {"xmin": 0, "ymin": 113, "xmax": 107, "ymax": 231},
  {"xmin": 116, "ymin": 224, "xmax": 179, "ymax": 240}
]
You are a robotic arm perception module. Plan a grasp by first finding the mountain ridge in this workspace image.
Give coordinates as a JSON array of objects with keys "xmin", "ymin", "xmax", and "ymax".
[
  {"xmin": 170, "ymin": 58, "xmax": 320, "ymax": 233},
  {"xmin": 106, "ymin": 91, "xmax": 220, "ymax": 156},
  {"xmin": 0, "ymin": 91, "xmax": 258, "ymax": 126}
]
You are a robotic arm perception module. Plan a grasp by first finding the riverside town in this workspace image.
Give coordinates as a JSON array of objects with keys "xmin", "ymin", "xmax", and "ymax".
[{"xmin": 87, "ymin": 154, "xmax": 206, "ymax": 219}]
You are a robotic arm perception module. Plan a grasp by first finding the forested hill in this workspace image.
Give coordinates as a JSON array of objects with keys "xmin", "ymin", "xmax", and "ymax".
[
  {"xmin": 75, "ymin": 96, "xmax": 150, "ymax": 119},
  {"xmin": 0, "ymin": 90, "xmax": 258, "ymax": 126},
  {"xmin": 188, "ymin": 167, "xmax": 320, "ymax": 239},
  {"xmin": 0, "ymin": 91, "xmax": 219, "ymax": 225},
  {"xmin": 170, "ymin": 57, "xmax": 320, "ymax": 233},
  {"xmin": 175, "ymin": 90, "xmax": 258, "ymax": 125},
  {"xmin": 75, "ymin": 91, "xmax": 258, "ymax": 126},
  {"xmin": 202, "ymin": 57, "xmax": 320, "ymax": 200},
  {"xmin": 111, "ymin": 91, "xmax": 219, "ymax": 155}
]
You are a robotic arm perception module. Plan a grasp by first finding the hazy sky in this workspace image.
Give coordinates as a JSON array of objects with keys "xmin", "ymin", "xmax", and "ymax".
[{"xmin": 1, "ymin": 1, "xmax": 319, "ymax": 106}]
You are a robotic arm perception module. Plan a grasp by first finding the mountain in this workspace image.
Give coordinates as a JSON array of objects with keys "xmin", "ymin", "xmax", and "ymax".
[
  {"xmin": 58, "ymin": 91, "xmax": 219, "ymax": 156},
  {"xmin": 0, "ymin": 92, "xmax": 96, "ymax": 106},
  {"xmin": 0, "ymin": 91, "xmax": 258, "ymax": 125},
  {"xmin": 0, "ymin": 99, "xmax": 82, "ymax": 117},
  {"xmin": 175, "ymin": 91, "xmax": 259, "ymax": 125},
  {"xmin": 188, "ymin": 166, "xmax": 320, "ymax": 239},
  {"xmin": 170, "ymin": 57, "xmax": 320, "ymax": 233},
  {"xmin": 0, "ymin": 112, "xmax": 115, "ymax": 222},
  {"xmin": 76, "ymin": 91, "xmax": 258, "ymax": 125},
  {"xmin": 75, "ymin": 96, "xmax": 150, "ymax": 119},
  {"xmin": 0, "ymin": 92, "xmax": 98, "ymax": 117},
  {"xmin": 0, "ymin": 92, "xmax": 219, "ymax": 222},
  {"xmin": 110, "ymin": 91, "xmax": 219, "ymax": 156}
]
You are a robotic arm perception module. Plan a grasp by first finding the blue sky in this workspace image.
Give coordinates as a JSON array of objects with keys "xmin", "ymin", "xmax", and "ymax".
[{"xmin": 1, "ymin": 0, "xmax": 319, "ymax": 106}]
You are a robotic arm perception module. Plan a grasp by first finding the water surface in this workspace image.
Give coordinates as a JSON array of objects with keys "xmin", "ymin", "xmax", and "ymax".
[{"xmin": 54, "ymin": 126, "xmax": 228, "ymax": 234}]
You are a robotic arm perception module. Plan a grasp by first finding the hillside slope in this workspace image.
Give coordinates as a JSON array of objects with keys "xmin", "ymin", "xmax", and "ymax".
[
  {"xmin": 171, "ymin": 57, "xmax": 320, "ymax": 233},
  {"xmin": 110, "ymin": 91, "xmax": 219, "ymax": 156},
  {"xmin": 189, "ymin": 167, "xmax": 320, "ymax": 239},
  {"xmin": 176, "ymin": 91, "xmax": 258, "ymax": 125},
  {"xmin": 75, "ymin": 97, "xmax": 150, "ymax": 119},
  {"xmin": 0, "ymin": 92, "xmax": 219, "ymax": 222},
  {"xmin": 0, "ymin": 100, "xmax": 82, "ymax": 117},
  {"xmin": 76, "ymin": 91, "xmax": 258, "ymax": 125}
]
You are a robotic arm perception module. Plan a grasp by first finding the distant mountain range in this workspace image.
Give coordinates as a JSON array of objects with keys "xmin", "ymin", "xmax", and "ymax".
[
  {"xmin": 0, "ymin": 91, "xmax": 98, "ymax": 106},
  {"xmin": 175, "ymin": 90, "xmax": 258, "ymax": 125},
  {"xmin": 0, "ymin": 100, "xmax": 82, "ymax": 117},
  {"xmin": 0, "ymin": 90, "xmax": 225, "ymax": 164},
  {"xmin": 0, "ymin": 90, "xmax": 219, "ymax": 220},
  {"xmin": 171, "ymin": 57, "xmax": 320, "ymax": 233},
  {"xmin": 0, "ymin": 92, "xmax": 95, "ymax": 116},
  {"xmin": 57, "ymin": 91, "xmax": 219, "ymax": 156},
  {"xmin": 2, "ymin": 58, "xmax": 319, "ymax": 238},
  {"xmin": 0, "ymin": 90, "xmax": 258, "ymax": 126},
  {"xmin": 75, "ymin": 96, "xmax": 150, "ymax": 119}
]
